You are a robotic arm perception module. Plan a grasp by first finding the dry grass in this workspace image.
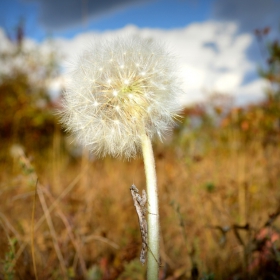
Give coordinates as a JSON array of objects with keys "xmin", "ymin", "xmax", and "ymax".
[{"xmin": 0, "ymin": 127, "xmax": 279, "ymax": 280}]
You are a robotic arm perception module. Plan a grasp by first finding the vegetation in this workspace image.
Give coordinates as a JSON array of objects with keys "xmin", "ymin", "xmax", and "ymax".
[{"xmin": 0, "ymin": 27, "xmax": 279, "ymax": 279}]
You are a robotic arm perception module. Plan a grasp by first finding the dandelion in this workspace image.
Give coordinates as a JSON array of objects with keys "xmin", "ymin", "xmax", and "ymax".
[
  {"xmin": 60, "ymin": 36, "xmax": 181, "ymax": 158},
  {"xmin": 60, "ymin": 36, "xmax": 182, "ymax": 280}
]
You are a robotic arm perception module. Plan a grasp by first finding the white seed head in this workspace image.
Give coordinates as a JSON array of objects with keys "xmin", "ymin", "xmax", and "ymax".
[{"xmin": 60, "ymin": 36, "xmax": 182, "ymax": 158}]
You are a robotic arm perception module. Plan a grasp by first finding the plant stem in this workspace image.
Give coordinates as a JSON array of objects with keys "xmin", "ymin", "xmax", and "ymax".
[{"xmin": 141, "ymin": 133, "xmax": 159, "ymax": 280}]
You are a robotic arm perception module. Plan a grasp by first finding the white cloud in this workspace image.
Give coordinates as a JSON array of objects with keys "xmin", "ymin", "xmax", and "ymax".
[
  {"xmin": 0, "ymin": 29, "xmax": 63, "ymax": 98},
  {"xmin": 50, "ymin": 22, "xmax": 265, "ymax": 105},
  {"xmin": 0, "ymin": 22, "xmax": 267, "ymax": 106}
]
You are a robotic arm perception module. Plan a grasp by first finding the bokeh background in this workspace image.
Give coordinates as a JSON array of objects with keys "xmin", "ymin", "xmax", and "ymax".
[{"xmin": 0, "ymin": 0, "xmax": 280, "ymax": 279}]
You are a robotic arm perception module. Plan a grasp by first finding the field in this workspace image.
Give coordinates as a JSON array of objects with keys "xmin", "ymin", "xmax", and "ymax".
[{"xmin": 0, "ymin": 95, "xmax": 280, "ymax": 280}]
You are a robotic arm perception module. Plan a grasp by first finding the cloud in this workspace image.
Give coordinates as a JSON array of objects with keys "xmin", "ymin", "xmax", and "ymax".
[
  {"xmin": 47, "ymin": 22, "xmax": 266, "ymax": 105},
  {"xmin": 0, "ymin": 20, "xmax": 267, "ymax": 106},
  {"xmin": 27, "ymin": 0, "xmax": 153, "ymax": 29},
  {"xmin": 0, "ymin": 27, "xmax": 59, "ymax": 88},
  {"xmin": 211, "ymin": 0, "xmax": 280, "ymax": 84},
  {"xmin": 212, "ymin": 0, "xmax": 280, "ymax": 33}
]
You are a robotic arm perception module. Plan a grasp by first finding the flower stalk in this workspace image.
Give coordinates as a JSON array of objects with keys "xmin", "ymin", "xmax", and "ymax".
[{"xmin": 141, "ymin": 133, "xmax": 159, "ymax": 279}]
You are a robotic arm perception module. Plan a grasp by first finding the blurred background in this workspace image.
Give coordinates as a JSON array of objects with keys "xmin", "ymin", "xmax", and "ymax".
[{"xmin": 0, "ymin": 0, "xmax": 280, "ymax": 279}]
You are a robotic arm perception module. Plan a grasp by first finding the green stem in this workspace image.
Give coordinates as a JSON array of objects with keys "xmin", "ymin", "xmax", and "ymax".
[{"xmin": 141, "ymin": 133, "xmax": 159, "ymax": 280}]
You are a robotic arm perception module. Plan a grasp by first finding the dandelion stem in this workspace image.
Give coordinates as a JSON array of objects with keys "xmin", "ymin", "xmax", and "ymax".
[{"xmin": 141, "ymin": 133, "xmax": 159, "ymax": 280}]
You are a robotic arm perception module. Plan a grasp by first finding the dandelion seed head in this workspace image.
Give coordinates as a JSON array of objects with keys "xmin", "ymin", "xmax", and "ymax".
[{"xmin": 60, "ymin": 36, "xmax": 182, "ymax": 158}]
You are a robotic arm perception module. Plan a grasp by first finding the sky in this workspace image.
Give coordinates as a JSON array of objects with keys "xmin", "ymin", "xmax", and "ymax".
[{"xmin": 0, "ymin": 0, "xmax": 280, "ymax": 105}]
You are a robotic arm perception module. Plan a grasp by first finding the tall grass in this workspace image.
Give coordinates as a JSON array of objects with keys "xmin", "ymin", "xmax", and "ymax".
[{"xmin": 0, "ymin": 98, "xmax": 279, "ymax": 279}]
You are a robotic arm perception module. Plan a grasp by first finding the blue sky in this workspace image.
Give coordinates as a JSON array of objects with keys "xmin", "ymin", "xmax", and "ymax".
[
  {"xmin": 1, "ymin": 0, "xmax": 216, "ymax": 41},
  {"xmin": 0, "ymin": 0, "xmax": 280, "ymax": 105},
  {"xmin": 2, "ymin": 0, "xmax": 279, "ymax": 42}
]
